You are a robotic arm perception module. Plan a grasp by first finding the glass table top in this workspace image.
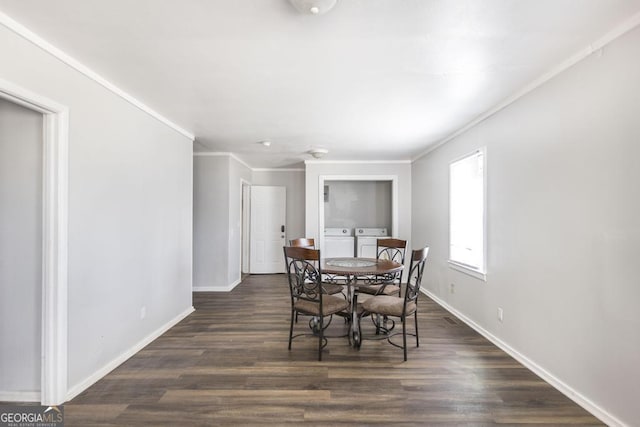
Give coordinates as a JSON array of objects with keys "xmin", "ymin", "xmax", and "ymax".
[{"xmin": 325, "ymin": 259, "xmax": 377, "ymax": 268}]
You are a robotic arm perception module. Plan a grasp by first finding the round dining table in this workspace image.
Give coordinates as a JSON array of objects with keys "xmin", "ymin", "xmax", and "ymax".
[{"xmin": 321, "ymin": 257, "xmax": 404, "ymax": 347}]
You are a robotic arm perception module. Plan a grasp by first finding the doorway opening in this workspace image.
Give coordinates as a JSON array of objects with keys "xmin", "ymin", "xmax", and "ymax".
[
  {"xmin": 0, "ymin": 98, "xmax": 42, "ymax": 402},
  {"xmin": 0, "ymin": 79, "xmax": 69, "ymax": 405},
  {"xmin": 317, "ymin": 175, "xmax": 398, "ymax": 255}
]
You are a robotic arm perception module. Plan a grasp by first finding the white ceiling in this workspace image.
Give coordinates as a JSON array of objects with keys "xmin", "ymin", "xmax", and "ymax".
[{"xmin": 1, "ymin": 0, "xmax": 639, "ymax": 168}]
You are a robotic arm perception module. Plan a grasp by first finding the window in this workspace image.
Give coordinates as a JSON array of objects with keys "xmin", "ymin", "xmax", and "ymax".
[{"xmin": 449, "ymin": 149, "xmax": 486, "ymax": 280}]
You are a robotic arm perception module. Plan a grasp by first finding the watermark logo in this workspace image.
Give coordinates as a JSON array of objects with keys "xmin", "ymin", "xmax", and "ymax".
[{"xmin": 0, "ymin": 405, "xmax": 64, "ymax": 427}]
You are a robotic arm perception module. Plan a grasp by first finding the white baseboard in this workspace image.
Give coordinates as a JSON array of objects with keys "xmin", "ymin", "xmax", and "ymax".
[
  {"xmin": 0, "ymin": 391, "xmax": 40, "ymax": 402},
  {"xmin": 421, "ymin": 288, "xmax": 626, "ymax": 427},
  {"xmin": 193, "ymin": 278, "xmax": 241, "ymax": 292},
  {"xmin": 65, "ymin": 306, "xmax": 195, "ymax": 402}
]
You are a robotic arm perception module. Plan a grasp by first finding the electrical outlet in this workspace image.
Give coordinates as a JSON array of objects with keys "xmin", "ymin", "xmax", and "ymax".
[
  {"xmin": 449, "ymin": 283, "xmax": 455, "ymax": 294},
  {"xmin": 140, "ymin": 306, "xmax": 146, "ymax": 320},
  {"xmin": 497, "ymin": 307, "xmax": 503, "ymax": 322}
]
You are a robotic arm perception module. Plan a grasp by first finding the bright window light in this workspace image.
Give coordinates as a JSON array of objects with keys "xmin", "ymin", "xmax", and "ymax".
[{"xmin": 449, "ymin": 149, "xmax": 485, "ymax": 274}]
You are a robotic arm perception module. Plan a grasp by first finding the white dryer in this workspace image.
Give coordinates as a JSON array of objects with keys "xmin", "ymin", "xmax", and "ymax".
[
  {"xmin": 324, "ymin": 228, "xmax": 355, "ymax": 258},
  {"xmin": 356, "ymin": 228, "xmax": 389, "ymax": 258}
]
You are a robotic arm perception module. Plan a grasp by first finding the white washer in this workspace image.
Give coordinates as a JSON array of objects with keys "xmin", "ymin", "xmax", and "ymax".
[
  {"xmin": 356, "ymin": 228, "xmax": 389, "ymax": 258},
  {"xmin": 324, "ymin": 228, "xmax": 355, "ymax": 258}
]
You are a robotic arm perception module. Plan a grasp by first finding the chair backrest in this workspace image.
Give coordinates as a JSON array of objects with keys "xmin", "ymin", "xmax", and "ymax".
[
  {"xmin": 283, "ymin": 246, "xmax": 323, "ymax": 306},
  {"xmin": 377, "ymin": 238, "xmax": 407, "ymax": 263},
  {"xmin": 404, "ymin": 247, "xmax": 429, "ymax": 309},
  {"xmin": 377, "ymin": 238, "xmax": 407, "ymax": 284},
  {"xmin": 289, "ymin": 238, "xmax": 315, "ymax": 249}
]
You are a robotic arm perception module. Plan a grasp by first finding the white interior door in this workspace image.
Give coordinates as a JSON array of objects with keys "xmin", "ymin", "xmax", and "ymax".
[{"xmin": 250, "ymin": 186, "xmax": 286, "ymax": 273}]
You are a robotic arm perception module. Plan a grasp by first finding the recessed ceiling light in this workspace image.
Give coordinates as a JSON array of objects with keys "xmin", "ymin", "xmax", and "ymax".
[{"xmin": 260, "ymin": 140, "xmax": 271, "ymax": 147}]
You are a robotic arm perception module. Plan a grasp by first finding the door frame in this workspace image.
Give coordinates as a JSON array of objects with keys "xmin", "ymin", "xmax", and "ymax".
[
  {"xmin": 318, "ymin": 175, "xmax": 398, "ymax": 254},
  {"xmin": 240, "ymin": 179, "xmax": 251, "ymax": 275},
  {"xmin": 0, "ymin": 78, "xmax": 69, "ymax": 405}
]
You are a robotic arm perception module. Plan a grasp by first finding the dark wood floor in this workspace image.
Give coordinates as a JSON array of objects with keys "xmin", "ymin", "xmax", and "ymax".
[{"xmin": 65, "ymin": 274, "xmax": 603, "ymax": 426}]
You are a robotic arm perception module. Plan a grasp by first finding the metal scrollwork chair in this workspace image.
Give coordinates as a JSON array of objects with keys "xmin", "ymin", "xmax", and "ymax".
[
  {"xmin": 358, "ymin": 238, "xmax": 407, "ymax": 297},
  {"xmin": 359, "ymin": 246, "xmax": 429, "ymax": 361},
  {"xmin": 289, "ymin": 237, "xmax": 344, "ymax": 296},
  {"xmin": 284, "ymin": 246, "xmax": 349, "ymax": 361},
  {"xmin": 358, "ymin": 238, "xmax": 407, "ymax": 333}
]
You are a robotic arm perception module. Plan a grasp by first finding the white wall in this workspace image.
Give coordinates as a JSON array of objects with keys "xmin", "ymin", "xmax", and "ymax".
[
  {"xmin": 324, "ymin": 180, "xmax": 392, "ymax": 230},
  {"xmin": 252, "ymin": 170, "xmax": 305, "ymax": 242},
  {"xmin": 228, "ymin": 158, "xmax": 252, "ymax": 285},
  {"xmin": 193, "ymin": 154, "xmax": 252, "ymax": 290},
  {"xmin": 305, "ymin": 162, "xmax": 413, "ymax": 259},
  {"xmin": 411, "ymin": 26, "xmax": 640, "ymax": 426},
  {"xmin": 0, "ymin": 24, "xmax": 193, "ymax": 395},
  {"xmin": 0, "ymin": 98, "xmax": 42, "ymax": 396},
  {"xmin": 193, "ymin": 155, "xmax": 229, "ymax": 289}
]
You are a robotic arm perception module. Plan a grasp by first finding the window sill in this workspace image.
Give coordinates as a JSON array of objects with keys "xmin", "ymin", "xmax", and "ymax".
[{"xmin": 448, "ymin": 260, "xmax": 487, "ymax": 281}]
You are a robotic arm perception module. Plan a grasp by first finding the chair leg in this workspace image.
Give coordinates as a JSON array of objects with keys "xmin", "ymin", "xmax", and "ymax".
[
  {"xmin": 414, "ymin": 311, "xmax": 419, "ymax": 348},
  {"xmin": 402, "ymin": 315, "xmax": 407, "ymax": 361},
  {"xmin": 289, "ymin": 310, "xmax": 295, "ymax": 350},
  {"xmin": 318, "ymin": 315, "xmax": 324, "ymax": 361}
]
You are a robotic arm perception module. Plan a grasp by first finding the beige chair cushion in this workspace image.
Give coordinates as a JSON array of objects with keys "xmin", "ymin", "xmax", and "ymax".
[
  {"xmin": 358, "ymin": 283, "xmax": 400, "ymax": 296},
  {"xmin": 362, "ymin": 295, "xmax": 416, "ymax": 317},
  {"xmin": 295, "ymin": 295, "xmax": 349, "ymax": 316},
  {"xmin": 322, "ymin": 282, "xmax": 344, "ymax": 295}
]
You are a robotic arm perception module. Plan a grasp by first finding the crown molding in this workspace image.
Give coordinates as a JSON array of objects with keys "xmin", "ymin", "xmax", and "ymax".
[
  {"xmin": 253, "ymin": 168, "xmax": 304, "ymax": 172},
  {"xmin": 0, "ymin": 10, "xmax": 195, "ymax": 141},
  {"xmin": 304, "ymin": 159, "xmax": 411, "ymax": 165},
  {"xmin": 193, "ymin": 152, "xmax": 231, "ymax": 156},
  {"xmin": 412, "ymin": 9, "xmax": 640, "ymax": 163},
  {"xmin": 196, "ymin": 153, "xmax": 411, "ymax": 169},
  {"xmin": 228, "ymin": 153, "xmax": 252, "ymax": 170},
  {"xmin": 193, "ymin": 152, "xmax": 253, "ymax": 170},
  {"xmin": 194, "ymin": 152, "xmax": 307, "ymax": 172}
]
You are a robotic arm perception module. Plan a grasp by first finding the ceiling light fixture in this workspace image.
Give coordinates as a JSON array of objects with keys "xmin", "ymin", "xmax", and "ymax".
[
  {"xmin": 308, "ymin": 148, "xmax": 329, "ymax": 159},
  {"xmin": 260, "ymin": 140, "xmax": 271, "ymax": 147},
  {"xmin": 288, "ymin": 0, "xmax": 338, "ymax": 15}
]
